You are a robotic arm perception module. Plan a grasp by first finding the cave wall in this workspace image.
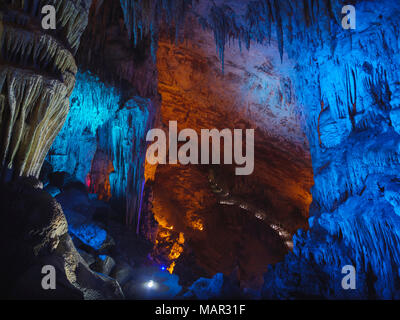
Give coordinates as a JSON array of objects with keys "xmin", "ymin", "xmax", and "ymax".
[
  {"xmin": 258, "ymin": 0, "xmax": 400, "ymax": 299},
  {"xmin": 47, "ymin": 71, "xmax": 152, "ymax": 219},
  {"xmin": 0, "ymin": 0, "xmax": 127, "ymax": 300},
  {"xmin": 2, "ymin": 0, "xmax": 399, "ymax": 299},
  {"xmin": 45, "ymin": 0, "xmax": 400, "ymax": 298},
  {"xmin": 131, "ymin": 0, "xmax": 400, "ymax": 299},
  {"xmin": 46, "ymin": 0, "xmax": 161, "ymax": 227},
  {"xmin": 0, "ymin": 0, "xmax": 91, "ymax": 179},
  {"xmin": 47, "ymin": 71, "xmax": 121, "ymax": 185},
  {"xmin": 149, "ymin": 17, "xmax": 313, "ymax": 288}
]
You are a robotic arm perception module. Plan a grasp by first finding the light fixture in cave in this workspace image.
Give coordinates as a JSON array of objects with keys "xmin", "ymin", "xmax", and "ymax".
[{"xmin": 144, "ymin": 280, "xmax": 157, "ymax": 289}]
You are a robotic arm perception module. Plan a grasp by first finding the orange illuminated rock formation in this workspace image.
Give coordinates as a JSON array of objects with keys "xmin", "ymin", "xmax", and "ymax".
[{"xmin": 148, "ymin": 19, "xmax": 314, "ymax": 288}]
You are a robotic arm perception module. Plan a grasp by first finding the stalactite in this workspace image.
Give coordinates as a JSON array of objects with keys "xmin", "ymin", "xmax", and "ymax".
[
  {"xmin": 364, "ymin": 66, "xmax": 392, "ymax": 112},
  {"xmin": 48, "ymin": 71, "xmax": 154, "ymax": 230},
  {"xmin": 345, "ymin": 65, "xmax": 357, "ymax": 130},
  {"xmin": 116, "ymin": 0, "xmax": 349, "ymax": 72},
  {"xmin": 119, "ymin": 0, "xmax": 192, "ymax": 62},
  {"xmin": 272, "ymin": 0, "xmax": 283, "ymax": 62},
  {"xmin": 0, "ymin": 0, "xmax": 90, "ymax": 179},
  {"xmin": 261, "ymin": 0, "xmax": 400, "ymax": 299},
  {"xmin": 47, "ymin": 71, "xmax": 122, "ymax": 183}
]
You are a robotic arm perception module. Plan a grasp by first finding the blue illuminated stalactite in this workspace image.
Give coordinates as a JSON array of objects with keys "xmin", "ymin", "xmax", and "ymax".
[
  {"xmin": 119, "ymin": 0, "xmax": 192, "ymax": 62},
  {"xmin": 98, "ymin": 97, "xmax": 151, "ymax": 228},
  {"xmin": 48, "ymin": 72, "xmax": 152, "ymax": 231},
  {"xmin": 47, "ymin": 72, "xmax": 122, "ymax": 183}
]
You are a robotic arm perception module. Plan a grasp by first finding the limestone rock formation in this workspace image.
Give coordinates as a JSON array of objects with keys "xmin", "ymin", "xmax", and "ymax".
[
  {"xmin": 3, "ymin": 0, "xmax": 400, "ymax": 300},
  {"xmin": 116, "ymin": 0, "xmax": 400, "ymax": 298},
  {"xmin": 0, "ymin": 176, "xmax": 123, "ymax": 299},
  {"xmin": 0, "ymin": 0, "xmax": 126, "ymax": 300},
  {"xmin": 47, "ymin": 0, "xmax": 161, "ymax": 229},
  {"xmin": 0, "ymin": 0, "xmax": 91, "ymax": 179}
]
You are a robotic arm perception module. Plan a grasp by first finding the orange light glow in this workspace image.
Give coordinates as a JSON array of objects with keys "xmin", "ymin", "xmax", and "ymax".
[
  {"xmin": 167, "ymin": 261, "xmax": 176, "ymax": 274},
  {"xmin": 151, "ymin": 198, "xmax": 185, "ymax": 274},
  {"xmin": 190, "ymin": 218, "xmax": 204, "ymax": 231},
  {"xmin": 168, "ymin": 241, "xmax": 184, "ymax": 260},
  {"xmin": 144, "ymin": 154, "xmax": 158, "ymax": 182},
  {"xmin": 178, "ymin": 232, "xmax": 185, "ymax": 244}
]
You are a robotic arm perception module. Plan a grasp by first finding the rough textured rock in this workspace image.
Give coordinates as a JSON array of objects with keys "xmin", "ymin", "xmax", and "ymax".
[
  {"xmin": 91, "ymin": 255, "xmax": 116, "ymax": 276},
  {"xmin": 183, "ymin": 272, "xmax": 243, "ymax": 300},
  {"xmin": 78, "ymin": 249, "xmax": 96, "ymax": 266},
  {"xmin": 244, "ymin": 0, "xmax": 400, "ymax": 299},
  {"xmin": 0, "ymin": 177, "xmax": 123, "ymax": 299},
  {"xmin": 54, "ymin": 233, "xmax": 123, "ymax": 300},
  {"xmin": 0, "ymin": 0, "xmax": 91, "ymax": 179},
  {"xmin": 1, "ymin": 177, "xmax": 68, "ymax": 256},
  {"xmin": 110, "ymin": 262, "xmax": 135, "ymax": 287},
  {"xmin": 3, "ymin": 0, "xmax": 399, "ymax": 300},
  {"xmin": 54, "ymin": 187, "xmax": 115, "ymax": 252},
  {"xmin": 115, "ymin": 0, "xmax": 400, "ymax": 298},
  {"xmin": 47, "ymin": 0, "xmax": 161, "ymax": 228}
]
